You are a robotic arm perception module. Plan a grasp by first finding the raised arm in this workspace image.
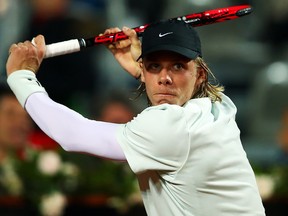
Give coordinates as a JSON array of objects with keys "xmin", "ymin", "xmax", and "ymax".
[{"xmin": 6, "ymin": 35, "xmax": 126, "ymax": 160}]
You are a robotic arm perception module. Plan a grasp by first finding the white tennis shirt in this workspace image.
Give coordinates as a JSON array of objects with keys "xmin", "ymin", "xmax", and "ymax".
[{"xmin": 117, "ymin": 94, "xmax": 265, "ymax": 216}]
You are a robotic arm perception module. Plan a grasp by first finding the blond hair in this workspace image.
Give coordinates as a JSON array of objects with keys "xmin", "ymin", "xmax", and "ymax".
[{"xmin": 192, "ymin": 57, "xmax": 224, "ymax": 102}]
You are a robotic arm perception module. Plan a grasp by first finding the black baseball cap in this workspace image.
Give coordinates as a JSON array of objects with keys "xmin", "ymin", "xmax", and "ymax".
[{"xmin": 139, "ymin": 20, "xmax": 202, "ymax": 60}]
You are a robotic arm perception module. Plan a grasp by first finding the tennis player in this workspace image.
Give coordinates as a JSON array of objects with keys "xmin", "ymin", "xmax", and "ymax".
[{"xmin": 6, "ymin": 20, "xmax": 265, "ymax": 216}]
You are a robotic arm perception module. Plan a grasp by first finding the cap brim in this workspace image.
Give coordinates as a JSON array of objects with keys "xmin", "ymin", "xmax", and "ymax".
[{"xmin": 139, "ymin": 44, "xmax": 200, "ymax": 60}]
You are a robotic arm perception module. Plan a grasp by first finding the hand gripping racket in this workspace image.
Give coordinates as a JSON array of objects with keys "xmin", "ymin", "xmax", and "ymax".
[{"xmin": 43, "ymin": 4, "xmax": 252, "ymax": 58}]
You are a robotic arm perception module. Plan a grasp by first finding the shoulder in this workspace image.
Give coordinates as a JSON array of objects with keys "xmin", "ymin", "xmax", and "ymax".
[
  {"xmin": 129, "ymin": 103, "xmax": 189, "ymax": 134},
  {"xmin": 211, "ymin": 93, "xmax": 238, "ymax": 119},
  {"xmin": 137, "ymin": 104, "xmax": 184, "ymax": 124},
  {"xmin": 123, "ymin": 104, "xmax": 189, "ymax": 147}
]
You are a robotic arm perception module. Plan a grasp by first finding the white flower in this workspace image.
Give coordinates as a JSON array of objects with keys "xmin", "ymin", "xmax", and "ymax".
[
  {"xmin": 256, "ymin": 174, "xmax": 275, "ymax": 200},
  {"xmin": 40, "ymin": 191, "xmax": 67, "ymax": 216},
  {"xmin": 37, "ymin": 151, "xmax": 62, "ymax": 175}
]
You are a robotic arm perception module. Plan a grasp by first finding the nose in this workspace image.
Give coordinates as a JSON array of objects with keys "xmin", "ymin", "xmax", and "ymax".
[{"xmin": 158, "ymin": 68, "xmax": 172, "ymax": 85}]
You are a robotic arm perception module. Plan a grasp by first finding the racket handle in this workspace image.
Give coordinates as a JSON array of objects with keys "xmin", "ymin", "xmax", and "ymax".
[
  {"xmin": 44, "ymin": 26, "xmax": 146, "ymax": 58},
  {"xmin": 44, "ymin": 39, "xmax": 85, "ymax": 58}
]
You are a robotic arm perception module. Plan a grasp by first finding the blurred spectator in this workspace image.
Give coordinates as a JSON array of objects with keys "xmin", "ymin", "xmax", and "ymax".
[
  {"xmin": 24, "ymin": 0, "xmax": 105, "ymax": 114},
  {"xmin": 91, "ymin": 91, "xmax": 143, "ymax": 124},
  {"xmin": 0, "ymin": 84, "xmax": 33, "ymax": 162},
  {"xmin": 0, "ymin": 83, "xmax": 33, "ymax": 195},
  {"xmin": 97, "ymin": 98, "xmax": 135, "ymax": 124}
]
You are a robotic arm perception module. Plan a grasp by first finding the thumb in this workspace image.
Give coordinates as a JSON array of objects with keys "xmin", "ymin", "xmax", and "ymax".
[
  {"xmin": 122, "ymin": 26, "xmax": 141, "ymax": 61},
  {"xmin": 32, "ymin": 35, "xmax": 46, "ymax": 59},
  {"xmin": 123, "ymin": 27, "xmax": 141, "ymax": 47}
]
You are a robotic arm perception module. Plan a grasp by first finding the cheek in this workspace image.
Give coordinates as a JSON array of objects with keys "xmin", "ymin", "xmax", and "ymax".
[
  {"xmin": 182, "ymin": 75, "xmax": 197, "ymax": 95},
  {"xmin": 142, "ymin": 72, "xmax": 153, "ymax": 92}
]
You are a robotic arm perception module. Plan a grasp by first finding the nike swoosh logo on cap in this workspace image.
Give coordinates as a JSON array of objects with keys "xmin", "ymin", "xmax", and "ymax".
[{"xmin": 159, "ymin": 32, "xmax": 173, "ymax": 37}]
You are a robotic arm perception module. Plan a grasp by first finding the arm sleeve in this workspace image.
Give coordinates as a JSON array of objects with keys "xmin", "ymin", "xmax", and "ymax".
[{"xmin": 26, "ymin": 92, "xmax": 126, "ymax": 161}]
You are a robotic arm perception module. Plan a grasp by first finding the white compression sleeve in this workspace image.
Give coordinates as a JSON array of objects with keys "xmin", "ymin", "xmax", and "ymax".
[{"xmin": 26, "ymin": 92, "xmax": 126, "ymax": 161}]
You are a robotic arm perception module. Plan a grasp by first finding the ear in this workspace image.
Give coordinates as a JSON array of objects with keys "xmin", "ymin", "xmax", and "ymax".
[
  {"xmin": 196, "ymin": 67, "xmax": 207, "ymax": 85},
  {"xmin": 139, "ymin": 61, "xmax": 145, "ymax": 82}
]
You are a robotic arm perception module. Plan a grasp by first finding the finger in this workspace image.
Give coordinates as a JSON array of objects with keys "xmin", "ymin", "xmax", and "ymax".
[
  {"xmin": 34, "ymin": 35, "xmax": 45, "ymax": 45},
  {"xmin": 103, "ymin": 27, "xmax": 121, "ymax": 35},
  {"xmin": 8, "ymin": 44, "xmax": 18, "ymax": 54},
  {"xmin": 13, "ymin": 42, "xmax": 28, "ymax": 52},
  {"xmin": 115, "ymin": 39, "xmax": 131, "ymax": 49},
  {"xmin": 23, "ymin": 40, "xmax": 34, "ymax": 46},
  {"xmin": 33, "ymin": 35, "xmax": 46, "ymax": 59},
  {"xmin": 122, "ymin": 26, "xmax": 142, "ymax": 61},
  {"xmin": 122, "ymin": 27, "xmax": 140, "ymax": 47},
  {"xmin": 17, "ymin": 42, "xmax": 25, "ymax": 47},
  {"xmin": 107, "ymin": 44, "xmax": 118, "ymax": 55},
  {"xmin": 107, "ymin": 44, "xmax": 116, "ymax": 50}
]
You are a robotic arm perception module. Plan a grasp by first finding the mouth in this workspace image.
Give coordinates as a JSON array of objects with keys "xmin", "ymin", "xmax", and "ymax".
[
  {"xmin": 154, "ymin": 92, "xmax": 176, "ymax": 97},
  {"xmin": 153, "ymin": 92, "xmax": 177, "ymax": 104}
]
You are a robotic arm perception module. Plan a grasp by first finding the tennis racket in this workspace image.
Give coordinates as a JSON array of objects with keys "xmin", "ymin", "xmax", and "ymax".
[{"xmin": 43, "ymin": 4, "xmax": 252, "ymax": 58}]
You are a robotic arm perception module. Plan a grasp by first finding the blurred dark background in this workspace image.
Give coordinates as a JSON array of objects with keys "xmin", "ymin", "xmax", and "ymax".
[{"xmin": 1, "ymin": 0, "xmax": 288, "ymax": 215}]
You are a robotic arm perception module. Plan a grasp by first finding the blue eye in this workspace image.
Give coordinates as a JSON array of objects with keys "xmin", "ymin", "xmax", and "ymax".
[
  {"xmin": 173, "ymin": 63, "xmax": 184, "ymax": 71},
  {"xmin": 146, "ymin": 63, "xmax": 160, "ymax": 71}
]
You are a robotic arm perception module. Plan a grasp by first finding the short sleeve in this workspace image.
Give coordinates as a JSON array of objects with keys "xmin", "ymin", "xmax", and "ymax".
[{"xmin": 116, "ymin": 104, "xmax": 190, "ymax": 174}]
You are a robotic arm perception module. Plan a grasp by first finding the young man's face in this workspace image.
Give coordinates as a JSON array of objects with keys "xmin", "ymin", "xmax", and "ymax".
[{"xmin": 142, "ymin": 51, "xmax": 205, "ymax": 106}]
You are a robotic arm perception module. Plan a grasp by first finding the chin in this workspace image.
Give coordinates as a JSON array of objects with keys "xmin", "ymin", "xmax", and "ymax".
[{"xmin": 154, "ymin": 100, "xmax": 177, "ymax": 106}]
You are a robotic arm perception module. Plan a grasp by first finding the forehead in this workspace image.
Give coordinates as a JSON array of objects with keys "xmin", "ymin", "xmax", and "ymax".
[{"xmin": 143, "ymin": 51, "xmax": 191, "ymax": 62}]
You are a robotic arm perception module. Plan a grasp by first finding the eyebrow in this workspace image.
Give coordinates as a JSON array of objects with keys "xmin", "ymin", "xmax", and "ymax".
[{"xmin": 143, "ymin": 57, "xmax": 191, "ymax": 64}]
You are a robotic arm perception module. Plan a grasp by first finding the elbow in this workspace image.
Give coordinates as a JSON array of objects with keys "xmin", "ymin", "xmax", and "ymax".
[{"xmin": 50, "ymin": 132, "xmax": 78, "ymax": 152}]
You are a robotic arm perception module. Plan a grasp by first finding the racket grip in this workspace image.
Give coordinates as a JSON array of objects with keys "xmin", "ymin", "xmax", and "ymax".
[{"xmin": 44, "ymin": 39, "xmax": 81, "ymax": 58}]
